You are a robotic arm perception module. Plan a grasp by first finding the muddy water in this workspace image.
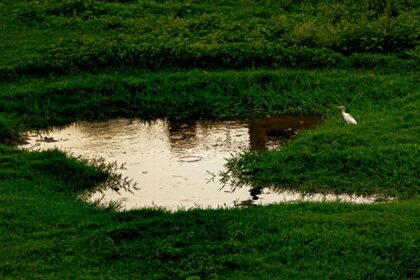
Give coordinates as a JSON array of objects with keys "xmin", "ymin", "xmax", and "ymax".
[{"xmin": 20, "ymin": 117, "xmax": 380, "ymax": 210}]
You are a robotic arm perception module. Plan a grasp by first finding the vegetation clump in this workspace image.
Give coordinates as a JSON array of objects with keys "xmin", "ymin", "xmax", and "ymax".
[{"xmin": 1, "ymin": 0, "xmax": 418, "ymax": 78}]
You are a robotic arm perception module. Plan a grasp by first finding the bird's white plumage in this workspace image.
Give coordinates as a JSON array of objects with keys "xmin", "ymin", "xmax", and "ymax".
[
  {"xmin": 337, "ymin": 106, "xmax": 357, "ymax": 125},
  {"xmin": 341, "ymin": 111, "xmax": 357, "ymax": 125}
]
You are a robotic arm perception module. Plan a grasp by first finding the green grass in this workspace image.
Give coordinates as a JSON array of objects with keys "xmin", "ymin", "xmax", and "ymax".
[
  {"xmin": 1, "ymin": 0, "xmax": 419, "ymax": 279},
  {"xmin": 225, "ymin": 91, "xmax": 420, "ymax": 199},
  {"xmin": 1, "ymin": 69, "xmax": 418, "ymax": 129},
  {"xmin": 1, "ymin": 0, "xmax": 418, "ymax": 78},
  {"xmin": 1, "ymin": 148, "xmax": 419, "ymax": 278}
]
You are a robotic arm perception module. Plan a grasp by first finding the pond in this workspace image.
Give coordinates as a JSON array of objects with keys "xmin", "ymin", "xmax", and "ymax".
[{"xmin": 20, "ymin": 116, "xmax": 380, "ymax": 210}]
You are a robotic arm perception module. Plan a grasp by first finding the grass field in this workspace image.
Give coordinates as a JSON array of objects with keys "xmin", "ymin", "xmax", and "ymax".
[{"xmin": 1, "ymin": 0, "xmax": 419, "ymax": 279}]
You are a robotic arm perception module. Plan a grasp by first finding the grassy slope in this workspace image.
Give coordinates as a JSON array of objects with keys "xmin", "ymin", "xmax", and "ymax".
[
  {"xmin": 1, "ymin": 147, "xmax": 419, "ymax": 279},
  {"xmin": 0, "ymin": 69, "xmax": 418, "ymax": 126},
  {"xmin": 1, "ymin": 0, "xmax": 419, "ymax": 279},
  {"xmin": 0, "ymin": 0, "xmax": 418, "ymax": 77},
  {"xmin": 225, "ymin": 88, "xmax": 420, "ymax": 199}
]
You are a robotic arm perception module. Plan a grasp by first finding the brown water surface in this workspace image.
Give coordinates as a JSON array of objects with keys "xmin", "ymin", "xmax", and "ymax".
[{"xmin": 20, "ymin": 117, "xmax": 381, "ymax": 210}]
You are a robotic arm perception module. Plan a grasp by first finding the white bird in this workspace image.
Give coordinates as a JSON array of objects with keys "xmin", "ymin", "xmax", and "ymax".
[{"xmin": 337, "ymin": 106, "xmax": 357, "ymax": 125}]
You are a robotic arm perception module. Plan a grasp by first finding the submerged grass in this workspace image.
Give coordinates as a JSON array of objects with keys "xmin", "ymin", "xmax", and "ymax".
[{"xmin": 1, "ymin": 0, "xmax": 419, "ymax": 278}]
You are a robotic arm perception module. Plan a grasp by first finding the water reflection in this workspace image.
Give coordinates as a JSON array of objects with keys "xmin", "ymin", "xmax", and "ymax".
[
  {"xmin": 167, "ymin": 120, "xmax": 198, "ymax": 151},
  {"xmin": 248, "ymin": 117, "xmax": 321, "ymax": 150},
  {"xmin": 18, "ymin": 116, "xmax": 383, "ymax": 211}
]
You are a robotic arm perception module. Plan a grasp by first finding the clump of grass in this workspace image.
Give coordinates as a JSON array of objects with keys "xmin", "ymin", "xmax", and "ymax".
[
  {"xmin": 8, "ymin": 40, "xmax": 345, "ymax": 77},
  {"xmin": 24, "ymin": 149, "xmax": 108, "ymax": 194},
  {"xmin": 7, "ymin": 146, "xmax": 136, "ymax": 197},
  {"xmin": 291, "ymin": 10, "xmax": 419, "ymax": 54}
]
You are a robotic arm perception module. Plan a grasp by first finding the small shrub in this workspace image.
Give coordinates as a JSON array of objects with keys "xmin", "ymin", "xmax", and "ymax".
[
  {"xmin": 349, "ymin": 53, "xmax": 399, "ymax": 68},
  {"xmin": 364, "ymin": 0, "xmax": 414, "ymax": 16},
  {"xmin": 339, "ymin": 13, "xmax": 419, "ymax": 53},
  {"xmin": 102, "ymin": 16, "xmax": 124, "ymax": 29},
  {"xmin": 291, "ymin": 20, "xmax": 340, "ymax": 49},
  {"xmin": 385, "ymin": 13, "xmax": 420, "ymax": 51},
  {"xmin": 267, "ymin": 14, "xmax": 289, "ymax": 39},
  {"xmin": 46, "ymin": 0, "xmax": 97, "ymax": 16},
  {"xmin": 0, "ymin": 114, "xmax": 20, "ymax": 145},
  {"xmin": 17, "ymin": 4, "xmax": 47, "ymax": 22}
]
